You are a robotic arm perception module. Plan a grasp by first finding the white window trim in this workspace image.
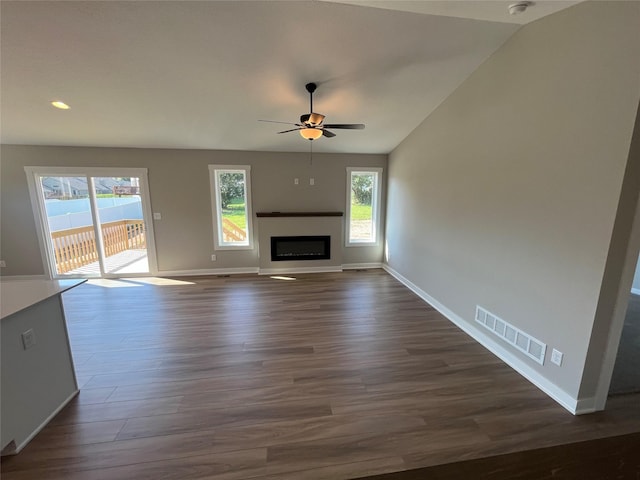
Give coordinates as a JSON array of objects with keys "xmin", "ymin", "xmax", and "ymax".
[
  {"xmin": 208, "ymin": 165, "xmax": 254, "ymax": 251},
  {"xmin": 24, "ymin": 166, "xmax": 159, "ymax": 278},
  {"xmin": 345, "ymin": 167, "xmax": 383, "ymax": 247}
]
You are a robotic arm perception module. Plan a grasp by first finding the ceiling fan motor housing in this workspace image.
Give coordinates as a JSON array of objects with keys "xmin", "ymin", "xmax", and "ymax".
[{"xmin": 309, "ymin": 113, "xmax": 325, "ymax": 126}]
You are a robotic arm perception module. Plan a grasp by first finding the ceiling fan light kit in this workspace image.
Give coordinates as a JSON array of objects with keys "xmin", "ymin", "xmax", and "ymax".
[
  {"xmin": 300, "ymin": 128, "xmax": 323, "ymax": 140},
  {"xmin": 260, "ymin": 82, "xmax": 365, "ymax": 142}
]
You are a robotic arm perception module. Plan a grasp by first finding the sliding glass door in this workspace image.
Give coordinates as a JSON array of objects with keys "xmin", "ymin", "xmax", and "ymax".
[
  {"xmin": 26, "ymin": 168, "xmax": 156, "ymax": 278},
  {"xmin": 91, "ymin": 176, "xmax": 149, "ymax": 275}
]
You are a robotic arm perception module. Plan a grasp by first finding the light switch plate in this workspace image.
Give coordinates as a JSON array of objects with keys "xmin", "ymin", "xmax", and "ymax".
[{"xmin": 22, "ymin": 329, "xmax": 36, "ymax": 350}]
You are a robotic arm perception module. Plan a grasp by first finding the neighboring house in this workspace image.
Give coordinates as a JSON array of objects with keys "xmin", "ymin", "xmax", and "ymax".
[
  {"xmin": 40, "ymin": 177, "xmax": 129, "ymax": 198},
  {"xmin": 40, "ymin": 177, "xmax": 89, "ymax": 198}
]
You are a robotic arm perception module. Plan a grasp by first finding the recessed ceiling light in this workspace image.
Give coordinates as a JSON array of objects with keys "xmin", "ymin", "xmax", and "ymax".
[
  {"xmin": 51, "ymin": 101, "xmax": 70, "ymax": 110},
  {"xmin": 508, "ymin": 2, "xmax": 532, "ymax": 15}
]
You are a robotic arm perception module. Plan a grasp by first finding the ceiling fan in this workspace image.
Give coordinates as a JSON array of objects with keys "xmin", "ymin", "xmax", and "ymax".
[{"xmin": 260, "ymin": 83, "xmax": 365, "ymax": 141}]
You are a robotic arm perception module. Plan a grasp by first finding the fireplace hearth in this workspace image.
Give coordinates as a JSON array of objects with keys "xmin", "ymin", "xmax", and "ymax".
[{"xmin": 271, "ymin": 236, "xmax": 331, "ymax": 261}]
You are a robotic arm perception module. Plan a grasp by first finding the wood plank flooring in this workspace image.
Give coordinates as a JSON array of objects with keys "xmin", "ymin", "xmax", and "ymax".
[
  {"xmin": 2, "ymin": 270, "xmax": 639, "ymax": 479},
  {"xmin": 355, "ymin": 431, "xmax": 640, "ymax": 480}
]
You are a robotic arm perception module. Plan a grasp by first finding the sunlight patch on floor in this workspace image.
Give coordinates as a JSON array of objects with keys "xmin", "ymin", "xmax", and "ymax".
[
  {"xmin": 128, "ymin": 277, "xmax": 195, "ymax": 286},
  {"xmin": 87, "ymin": 277, "xmax": 196, "ymax": 288},
  {"xmin": 86, "ymin": 278, "xmax": 142, "ymax": 288},
  {"xmin": 270, "ymin": 276, "xmax": 297, "ymax": 281}
]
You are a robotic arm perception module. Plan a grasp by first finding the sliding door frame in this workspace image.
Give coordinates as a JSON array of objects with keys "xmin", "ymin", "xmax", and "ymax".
[{"xmin": 25, "ymin": 166, "xmax": 158, "ymax": 279}]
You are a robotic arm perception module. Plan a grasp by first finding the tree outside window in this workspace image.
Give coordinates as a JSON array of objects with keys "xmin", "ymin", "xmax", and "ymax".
[
  {"xmin": 347, "ymin": 168, "xmax": 382, "ymax": 245},
  {"xmin": 209, "ymin": 166, "xmax": 253, "ymax": 249}
]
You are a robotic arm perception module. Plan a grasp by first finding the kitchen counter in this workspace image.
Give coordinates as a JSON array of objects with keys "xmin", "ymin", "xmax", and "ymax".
[
  {"xmin": 1, "ymin": 277, "xmax": 86, "ymax": 455},
  {"xmin": 1, "ymin": 279, "xmax": 86, "ymax": 319}
]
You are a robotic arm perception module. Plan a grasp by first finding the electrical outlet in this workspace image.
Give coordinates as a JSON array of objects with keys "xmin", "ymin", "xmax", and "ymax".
[
  {"xmin": 22, "ymin": 329, "xmax": 36, "ymax": 350},
  {"xmin": 551, "ymin": 348, "xmax": 563, "ymax": 366},
  {"xmin": 211, "ymin": 254, "xmax": 216, "ymax": 261},
  {"xmin": 153, "ymin": 212, "xmax": 162, "ymax": 220},
  {"xmin": 0, "ymin": 260, "xmax": 6, "ymax": 268},
  {"xmin": 310, "ymin": 178, "xmax": 315, "ymax": 186},
  {"xmin": 294, "ymin": 178, "xmax": 299, "ymax": 185}
]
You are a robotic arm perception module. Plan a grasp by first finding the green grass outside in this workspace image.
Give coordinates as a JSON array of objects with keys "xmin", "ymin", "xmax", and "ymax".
[
  {"xmin": 350, "ymin": 203, "xmax": 372, "ymax": 221},
  {"xmin": 221, "ymin": 202, "xmax": 247, "ymax": 230}
]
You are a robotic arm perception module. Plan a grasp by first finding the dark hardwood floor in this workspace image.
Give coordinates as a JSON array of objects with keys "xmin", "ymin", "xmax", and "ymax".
[
  {"xmin": 355, "ymin": 431, "xmax": 640, "ymax": 480},
  {"xmin": 2, "ymin": 270, "xmax": 639, "ymax": 479},
  {"xmin": 610, "ymin": 293, "xmax": 640, "ymax": 395}
]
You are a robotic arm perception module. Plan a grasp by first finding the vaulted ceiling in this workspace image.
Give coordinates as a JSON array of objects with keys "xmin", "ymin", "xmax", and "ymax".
[{"xmin": 0, "ymin": 1, "xmax": 581, "ymax": 154}]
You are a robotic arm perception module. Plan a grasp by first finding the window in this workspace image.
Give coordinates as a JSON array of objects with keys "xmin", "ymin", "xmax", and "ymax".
[
  {"xmin": 209, "ymin": 165, "xmax": 253, "ymax": 249},
  {"xmin": 346, "ymin": 167, "xmax": 382, "ymax": 246},
  {"xmin": 24, "ymin": 166, "xmax": 158, "ymax": 278}
]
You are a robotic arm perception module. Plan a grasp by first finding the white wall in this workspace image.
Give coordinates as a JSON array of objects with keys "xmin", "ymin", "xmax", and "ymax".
[{"xmin": 385, "ymin": 0, "xmax": 640, "ymax": 407}]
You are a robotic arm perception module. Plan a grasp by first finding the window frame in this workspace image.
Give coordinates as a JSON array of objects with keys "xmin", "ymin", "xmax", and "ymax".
[
  {"xmin": 208, "ymin": 165, "xmax": 254, "ymax": 251},
  {"xmin": 345, "ymin": 167, "xmax": 383, "ymax": 247},
  {"xmin": 24, "ymin": 166, "xmax": 159, "ymax": 278}
]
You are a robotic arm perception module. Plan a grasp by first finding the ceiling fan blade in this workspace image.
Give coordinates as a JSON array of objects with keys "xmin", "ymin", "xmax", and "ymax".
[
  {"xmin": 259, "ymin": 119, "xmax": 301, "ymax": 126},
  {"xmin": 277, "ymin": 128, "xmax": 303, "ymax": 134},
  {"xmin": 323, "ymin": 124, "xmax": 365, "ymax": 130},
  {"xmin": 322, "ymin": 129, "xmax": 336, "ymax": 138}
]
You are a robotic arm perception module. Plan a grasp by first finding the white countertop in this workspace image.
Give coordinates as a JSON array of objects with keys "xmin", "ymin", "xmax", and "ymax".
[{"xmin": 0, "ymin": 279, "xmax": 87, "ymax": 320}]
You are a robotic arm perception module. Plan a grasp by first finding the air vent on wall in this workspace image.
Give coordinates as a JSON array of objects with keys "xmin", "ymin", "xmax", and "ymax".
[{"xmin": 475, "ymin": 306, "xmax": 546, "ymax": 365}]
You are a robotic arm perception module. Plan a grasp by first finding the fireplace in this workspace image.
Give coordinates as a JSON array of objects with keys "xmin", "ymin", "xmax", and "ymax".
[
  {"xmin": 271, "ymin": 236, "xmax": 331, "ymax": 261},
  {"xmin": 257, "ymin": 213, "xmax": 342, "ymax": 272}
]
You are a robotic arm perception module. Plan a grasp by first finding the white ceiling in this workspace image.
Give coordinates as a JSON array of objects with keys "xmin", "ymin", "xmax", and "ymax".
[
  {"xmin": 0, "ymin": 0, "xmax": 581, "ymax": 154},
  {"xmin": 324, "ymin": 1, "xmax": 583, "ymax": 25}
]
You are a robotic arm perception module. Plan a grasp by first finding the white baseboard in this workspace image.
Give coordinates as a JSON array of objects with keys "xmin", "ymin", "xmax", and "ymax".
[
  {"xmin": 10, "ymin": 389, "xmax": 79, "ymax": 455},
  {"xmin": 631, "ymin": 287, "xmax": 640, "ymax": 296},
  {"xmin": 382, "ymin": 264, "xmax": 581, "ymax": 415},
  {"xmin": 0, "ymin": 274, "xmax": 48, "ymax": 281},
  {"xmin": 342, "ymin": 263, "xmax": 383, "ymax": 270},
  {"xmin": 259, "ymin": 266, "xmax": 343, "ymax": 275},
  {"xmin": 157, "ymin": 267, "xmax": 259, "ymax": 277},
  {"xmin": 574, "ymin": 396, "xmax": 597, "ymax": 415}
]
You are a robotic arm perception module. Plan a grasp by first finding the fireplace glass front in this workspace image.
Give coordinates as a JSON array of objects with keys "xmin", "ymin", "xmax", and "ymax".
[{"xmin": 270, "ymin": 236, "xmax": 331, "ymax": 261}]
